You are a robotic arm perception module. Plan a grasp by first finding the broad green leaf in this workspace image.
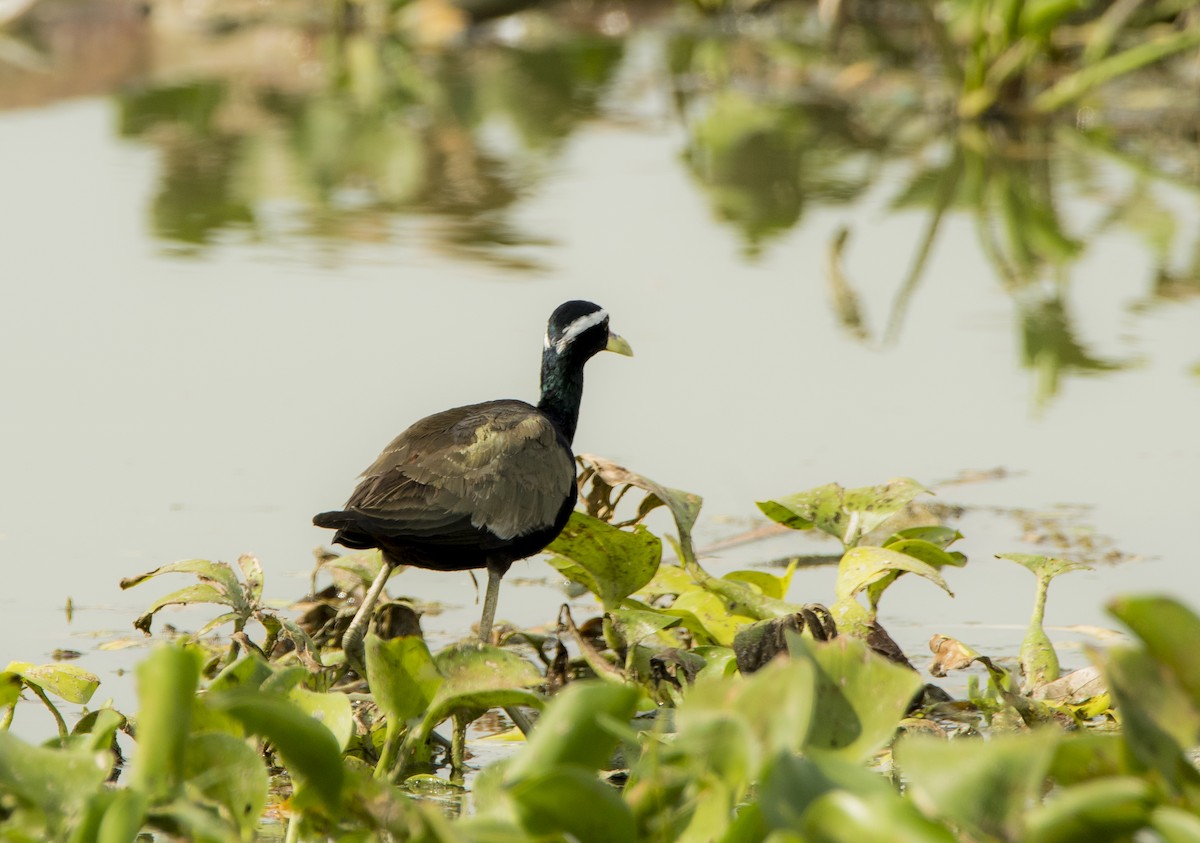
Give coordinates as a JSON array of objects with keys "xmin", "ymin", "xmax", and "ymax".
[
  {"xmin": 424, "ymin": 643, "xmax": 542, "ymax": 726},
  {"xmin": 836, "ymin": 546, "xmax": 952, "ymax": 606},
  {"xmin": 668, "ymin": 590, "xmax": 756, "ymax": 646},
  {"xmin": 209, "ymin": 653, "xmax": 274, "ymax": 694},
  {"xmin": 758, "ymin": 479, "xmax": 929, "ymax": 547},
  {"xmin": 724, "ymin": 570, "xmax": 788, "ymax": 599},
  {"xmin": 509, "ymin": 767, "xmax": 637, "ymax": 843},
  {"xmin": 547, "ymin": 512, "xmax": 662, "ymax": 612},
  {"xmin": 1024, "ymin": 777, "xmax": 1154, "ymax": 843},
  {"xmin": 1151, "ymin": 806, "xmax": 1200, "ymax": 843},
  {"xmin": 318, "ymin": 548, "xmax": 388, "ymax": 594},
  {"xmin": 94, "ymin": 788, "xmax": 148, "ymax": 843},
  {"xmin": 4, "ymin": 661, "xmax": 99, "ymax": 705},
  {"xmin": 504, "ymin": 682, "xmax": 638, "ymax": 782},
  {"xmin": 184, "ymin": 732, "xmax": 268, "ymax": 836},
  {"xmin": 637, "ymin": 562, "xmax": 698, "ymax": 598},
  {"xmin": 610, "ymin": 608, "xmax": 681, "ymax": 647},
  {"xmin": 0, "ymin": 670, "xmax": 20, "ymax": 708},
  {"xmin": 0, "ymin": 732, "xmax": 109, "ymax": 837},
  {"xmin": 130, "ymin": 644, "xmax": 203, "ymax": 800},
  {"xmin": 132, "ymin": 582, "xmax": 233, "ymax": 634},
  {"xmin": 290, "ymin": 686, "xmax": 355, "ymax": 750},
  {"xmin": 212, "ymin": 691, "xmax": 345, "ymax": 812},
  {"xmin": 788, "ymin": 634, "xmax": 922, "ymax": 762},
  {"xmin": 120, "ymin": 558, "xmax": 246, "ymax": 608},
  {"xmin": 760, "ymin": 752, "xmax": 897, "ymax": 832},
  {"xmin": 1047, "ymin": 732, "xmax": 1127, "ymax": 785},
  {"xmin": 897, "ymin": 731, "xmax": 1060, "ymax": 842},
  {"xmin": 366, "ymin": 634, "xmax": 442, "ymax": 731},
  {"xmin": 70, "ymin": 708, "xmax": 126, "ymax": 752},
  {"xmin": 802, "ymin": 790, "xmax": 959, "ymax": 843},
  {"xmin": 1109, "ymin": 596, "xmax": 1200, "ymax": 707},
  {"xmin": 735, "ymin": 657, "xmax": 818, "ymax": 756},
  {"xmin": 1102, "ymin": 644, "xmax": 1200, "ymax": 793},
  {"xmin": 884, "ymin": 526, "xmax": 963, "ymax": 549},
  {"xmin": 881, "ymin": 539, "xmax": 966, "ymax": 570},
  {"xmin": 999, "ymin": 553, "xmax": 1090, "ymax": 580}
]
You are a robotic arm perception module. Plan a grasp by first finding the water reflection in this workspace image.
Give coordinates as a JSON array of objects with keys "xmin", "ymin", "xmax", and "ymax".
[
  {"xmin": 9, "ymin": 2, "xmax": 1195, "ymax": 402},
  {"xmin": 115, "ymin": 32, "xmax": 623, "ymax": 265}
]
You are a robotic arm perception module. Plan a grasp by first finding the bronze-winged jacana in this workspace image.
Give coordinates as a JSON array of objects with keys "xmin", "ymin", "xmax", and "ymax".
[{"xmin": 314, "ymin": 301, "xmax": 631, "ymax": 667}]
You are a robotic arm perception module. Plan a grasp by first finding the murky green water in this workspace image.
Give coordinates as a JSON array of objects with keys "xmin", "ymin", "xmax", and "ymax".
[{"xmin": 2, "ymin": 0, "xmax": 1199, "ymax": 735}]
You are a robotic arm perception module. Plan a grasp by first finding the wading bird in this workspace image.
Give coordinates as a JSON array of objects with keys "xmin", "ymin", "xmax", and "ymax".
[{"xmin": 314, "ymin": 300, "xmax": 632, "ymax": 668}]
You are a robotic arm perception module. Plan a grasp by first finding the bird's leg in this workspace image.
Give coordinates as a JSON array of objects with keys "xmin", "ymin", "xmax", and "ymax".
[
  {"xmin": 343, "ymin": 561, "xmax": 394, "ymax": 674},
  {"xmin": 478, "ymin": 566, "xmax": 503, "ymax": 643}
]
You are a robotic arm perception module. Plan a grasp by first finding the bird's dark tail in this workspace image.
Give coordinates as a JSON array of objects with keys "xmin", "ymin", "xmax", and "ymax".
[{"xmin": 313, "ymin": 510, "xmax": 378, "ymax": 550}]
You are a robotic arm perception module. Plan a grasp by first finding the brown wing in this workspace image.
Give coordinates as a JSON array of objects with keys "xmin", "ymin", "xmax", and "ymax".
[{"xmin": 342, "ymin": 400, "xmax": 574, "ymax": 546}]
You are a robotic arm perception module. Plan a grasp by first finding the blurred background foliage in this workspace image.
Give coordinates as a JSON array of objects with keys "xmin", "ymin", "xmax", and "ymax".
[{"xmin": 2, "ymin": 0, "xmax": 1198, "ymax": 401}]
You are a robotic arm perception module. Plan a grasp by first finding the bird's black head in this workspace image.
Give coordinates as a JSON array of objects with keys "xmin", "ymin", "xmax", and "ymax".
[{"xmin": 543, "ymin": 300, "xmax": 633, "ymax": 362}]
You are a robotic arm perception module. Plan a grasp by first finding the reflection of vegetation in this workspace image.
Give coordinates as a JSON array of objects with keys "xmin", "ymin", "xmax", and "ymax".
[{"xmin": 116, "ymin": 31, "xmax": 622, "ymax": 266}]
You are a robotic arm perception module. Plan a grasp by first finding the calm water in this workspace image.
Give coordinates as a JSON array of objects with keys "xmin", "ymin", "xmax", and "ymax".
[{"xmin": 2, "ymin": 2, "xmax": 1199, "ymax": 735}]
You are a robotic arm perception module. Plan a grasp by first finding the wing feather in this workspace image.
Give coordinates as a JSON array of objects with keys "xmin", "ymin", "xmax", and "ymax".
[{"xmin": 342, "ymin": 400, "xmax": 574, "ymax": 544}]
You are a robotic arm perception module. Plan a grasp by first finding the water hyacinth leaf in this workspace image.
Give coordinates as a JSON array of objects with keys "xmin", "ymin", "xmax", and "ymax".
[
  {"xmin": 724, "ymin": 569, "xmax": 788, "ymax": 599},
  {"xmin": 1150, "ymin": 806, "xmax": 1200, "ymax": 843},
  {"xmin": 212, "ymin": 691, "xmax": 345, "ymax": 811},
  {"xmin": 610, "ymin": 608, "xmax": 681, "ymax": 647},
  {"xmin": 120, "ymin": 558, "xmax": 244, "ymax": 596},
  {"xmin": 236, "ymin": 553, "xmax": 264, "ymax": 605},
  {"xmin": 195, "ymin": 611, "xmax": 243, "ymax": 637},
  {"xmin": 637, "ymin": 562, "xmax": 697, "ymax": 599},
  {"xmin": 668, "ymin": 589, "xmax": 756, "ymax": 646},
  {"xmin": 896, "ymin": 731, "xmax": 1060, "ymax": 842},
  {"xmin": 760, "ymin": 752, "xmax": 898, "ymax": 832},
  {"xmin": 1109, "ymin": 595, "xmax": 1200, "ymax": 707},
  {"xmin": 881, "ymin": 539, "xmax": 966, "ymax": 571},
  {"xmin": 1102, "ymin": 644, "xmax": 1200, "ymax": 790},
  {"xmin": 999, "ymin": 553, "xmax": 1090, "ymax": 580},
  {"xmin": 1023, "ymin": 777, "xmax": 1155, "ymax": 843},
  {"xmin": 734, "ymin": 657, "xmax": 818, "ymax": 756},
  {"xmin": 423, "ymin": 643, "xmax": 542, "ymax": 726},
  {"xmin": 0, "ymin": 732, "xmax": 110, "ymax": 836},
  {"xmin": 885, "ymin": 526, "xmax": 962, "ymax": 549},
  {"xmin": 93, "ymin": 788, "xmax": 148, "ymax": 843},
  {"xmin": 131, "ymin": 583, "xmax": 233, "ymax": 635},
  {"xmin": 184, "ymin": 732, "xmax": 268, "ymax": 836},
  {"xmin": 0, "ymin": 670, "xmax": 20, "ymax": 708},
  {"xmin": 1047, "ymin": 732, "xmax": 1128, "ymax": 785},
  {"xmin": 366, "ymin": 634, "xmax": 442, "ymax": 728},
  {"xmin": 577, "ymin": 453, "xmax": 704, "ymax": 539},
  {"xmin": 758, "ymin": 479, "xmax": 928, "ymax": 547},
  {"xmin": 802, "ymin": 790, "xmax": 959, "ymax": 843},
  {"xmin": 788, "ymin": 634, "xmax": 922, "ymax": 762},
  {"xmin": 5, "ymin": 661, "xmax": 99, "ymax": 704},
  {"xmin": 71, "ymin": 708, "xmax": 126, "ymax": 752},
  {"xmin": 130, "ymin": 644, "xmax": 203, "ymax": 800},
  {"xmin": 495, "ymin": 681, "xmax": 637, "ymax": 779},
  {"xmin": 836, "ymin": 546, "xmax": 952, "ymax": 609},
  {"xmin": 209, "ymin": 653, "xmax": 274, "ymax": 694},
  {"xmin": 509, "ymin": 768, "xmax": 637, "ymax": 843},
  {"xmin": 546, "ymin": 512, "xmax": 662, "ymax": 612},
  {"xmin": 289, "ymin": 686, "xmax": 355, "ymax": 750}
]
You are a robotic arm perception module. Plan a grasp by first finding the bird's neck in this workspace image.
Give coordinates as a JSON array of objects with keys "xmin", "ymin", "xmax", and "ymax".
[{"xmin": 537, "ymin": 348, "xmax": 585, "ymax": 445}]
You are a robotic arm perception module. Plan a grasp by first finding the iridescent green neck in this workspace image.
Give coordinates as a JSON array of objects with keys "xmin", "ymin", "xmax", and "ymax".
[{"xmin": 537, "ymin": 347, "xmax": 585, "ymax": 445}]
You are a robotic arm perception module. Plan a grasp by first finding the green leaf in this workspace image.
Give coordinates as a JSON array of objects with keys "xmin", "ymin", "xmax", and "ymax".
[
  {"xmin": 897, "ymin": 731, "xmax": 1060, "ymax": 842},
  {"xmin": 366, "ymin": 633, "xmax": 442, "ymax": 748},
  {"xmin": 546, "ymin": 512, "xmax": 662, "ymax": 612},
  {"xmin": 184, "ymin": 732, "xmax": 269, "ymax": 836},
  {"xmin": 424, "ymin": 642, "xmax": 543, "ymax": 726},
  {"xmin": 788, "ymin": 634, "xmax": 922, "ymax": 762},
  {"xmin": 504, "ymin": 682, "xmax": 639, "ymax": 782},
  {"xmin": 760, "ymin": 752, "xmax": 898, "ymax": 832},
  {"xmin": 237, "ymin": 553, "xmax": 264, "ymax": 605},
  {"xmin": 667, "ymin": 590, "xmax": 756, "ymax": 646},
  {"xmin": 577, "ymin": 454, "xmax": 703, "ymax": 539},
  {"xmin": 290, "ymin": 686, "xmax": 355, "ymax": 750},
  {"xmin": 723, "ymin": 570, "xmax": 789, "ymax": 599},
  {"xmin": 802, "ymin": 789, "xmax": 959, "ymax": 843},
  {"xmin": 835, "ymin": 546, "xmax": 953, "ymax": 607},
  {"xmin": 999, "ymin": 553, "xmax": 1090, "ymax": 580},
  {"xmin": 884, "ymin": 526, "xmax": 962, "ymax": 549},
  {"xmin": 132, "ymin": 583, "xmax": 235, "ymax": 634},
  {"xmin": 0, "ymin": 731, "xmax": 110, "ymax": 837},
  {"xmin": 758, "ymin": 479, "xmax": 929, "ymax": 547},
  {"xmin": 1024, "ymin": 777, "xmax": 1155, "ymax": 843},
  {"xmin": 130, "ymin": 644, "xmax": 203, "ymax": 800},
  {"xmin": 1150, "ymin": 806, "xmax": 1200, "ymax": 843},
  {"xmin": 610, "ymin": 608, "xmax": 681, "ymax": 647},
  {"xmin": 1109, "ymin": 596, "xmax": 1200, "ymax": 707},
  {"xmin": 94, "ymin": 788, "xmax": 149, "ymax": 843},
  {"xmin": 211, "ymin": 691, "xmax": 345, "ymax": 812},
  {"xmin": 510, "ymin": 768, "xmax": 636, "ymax": 843},
  {"xmin": 120, "ymin": 558, "xmax": 247, "ymax": 609},
  {"xmin": 4, "ymin": 661, "xmax": 99, "ymax": 705},
  {"xmin": 1102, "ymin": 644, "xmax": 1200, "ymax": 793}
]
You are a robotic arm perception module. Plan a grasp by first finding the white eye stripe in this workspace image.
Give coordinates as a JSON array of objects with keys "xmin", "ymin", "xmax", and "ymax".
[{"xmin": 554, "ymin": 309, "xmax": 608, "ymax": 354}]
